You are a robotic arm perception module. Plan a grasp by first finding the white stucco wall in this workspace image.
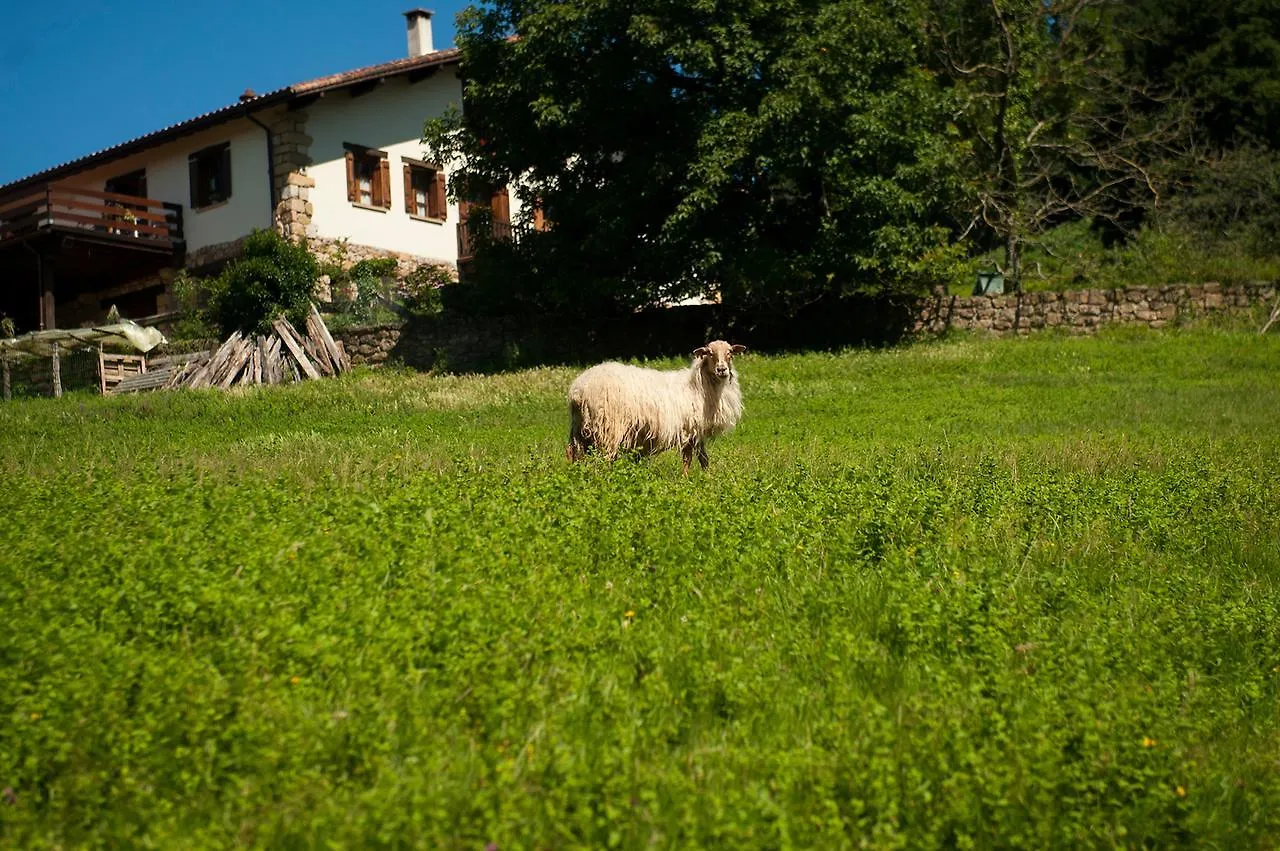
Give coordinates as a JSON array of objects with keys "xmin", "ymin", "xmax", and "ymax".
[
  {"xmin": 305, "ymin": 69, "xmax": 526, "ymax": 264},
  {"xmin": 59, "ymin": 119, "xmax": 272, "ymax": 254}
]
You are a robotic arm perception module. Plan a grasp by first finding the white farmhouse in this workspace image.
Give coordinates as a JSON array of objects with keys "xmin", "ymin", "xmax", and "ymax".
[{"xmin": 0, "ymin": 10, "xmax": 520, "ymax": 333}]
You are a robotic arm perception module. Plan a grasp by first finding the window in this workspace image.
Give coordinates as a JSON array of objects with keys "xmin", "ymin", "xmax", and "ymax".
[
  {"xmin": 188, "ymin": 143, "xmax": 231, "ymax": 209},
  {"xmin": 105, "ymin": 169, "xmax": 147, "ymax": 199},
  {"xmin": 402, "ymin": 158, "xmax": 447, "ymax": 221},
  {"xmin": 344, "ymin": 144, "xmax": 391, "ymax": 209}
]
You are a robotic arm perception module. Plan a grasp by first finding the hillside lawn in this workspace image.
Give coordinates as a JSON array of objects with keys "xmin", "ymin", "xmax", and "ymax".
[{"xmin": 2, "ymin": 319, "xmax": 1278, "ymax": 848}]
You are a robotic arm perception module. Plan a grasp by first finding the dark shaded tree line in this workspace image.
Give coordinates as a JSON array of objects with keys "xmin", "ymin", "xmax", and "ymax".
[{"xmin": 425, "ymin": 0, "xmax": 1280, "ymax": 315}]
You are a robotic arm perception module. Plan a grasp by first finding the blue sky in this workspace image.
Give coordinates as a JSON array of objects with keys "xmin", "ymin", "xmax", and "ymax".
[{"xmin": 0, "ymin": 1, "xmax": 471, "ymax": 186}]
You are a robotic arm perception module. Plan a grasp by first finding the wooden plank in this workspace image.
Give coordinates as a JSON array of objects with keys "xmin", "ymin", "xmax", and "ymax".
[
  {"xmin": 49, "ymin": 184, "xmax": 174, "ymax": 208},
  {"xmin": 114, "ymin": 367, "xmax": 177, "ymax": 393},
  {"xmin": 44, "ymin": 211, "xmax": 172, "ymax": 237},
  {"xmin": 0, "ymin": 191, "xmax": 45, "ymax": 219},
  {"xmin": 273, "ymin": 320, "xmax": 321, "ymax": 380},
  {"xmin": 269, "ymin": 336, "xmax": 285, "ymax": 384},
  {"xmin": 217, "ymin": 338, "xmax": 254, "ymax": 388},
  {"xmin": 194, "ymin": 331, "xmax": 242, "ymax": 389},
  {"xmin": 45, "ymin": 195, "xmax": 171, "ymax": 222},
  {"xmin": 304, "ymin": 313, "xmax": 335, "ymax": 376},
  {"xmin": 309, "ymin": 303, "xmax": 348, "ymax": 373}
]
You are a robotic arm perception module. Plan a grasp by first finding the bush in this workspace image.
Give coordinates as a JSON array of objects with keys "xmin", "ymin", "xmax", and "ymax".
[
  {"xmin": 208, "ymin": 230, "xmax": 318, "ymax": 336},
  {"xmin": 395, "ymin": 264, "xmax": 451, "ymax": 317},
  {"xmin": 168, "ymin": 271, "xmax": 220, "ymax": 339}
]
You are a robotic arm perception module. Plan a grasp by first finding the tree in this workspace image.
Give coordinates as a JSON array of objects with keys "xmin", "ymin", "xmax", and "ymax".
[
  {"xmin": 425, "ymin": 0, "xmax": 964, "ymax": 316},
  {"xmin": 924, "ymin": 0, "xmax": 1187, "ymax": 288},
  {"xmin": 1118, "ymin": 0, "xmax": 1280, "ymax": 150}
]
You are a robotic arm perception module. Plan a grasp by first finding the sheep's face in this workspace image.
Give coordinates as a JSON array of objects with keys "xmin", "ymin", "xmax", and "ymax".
[{"xmin": 693, "ymin": 340, "xmax": 747, "ymax": 381}]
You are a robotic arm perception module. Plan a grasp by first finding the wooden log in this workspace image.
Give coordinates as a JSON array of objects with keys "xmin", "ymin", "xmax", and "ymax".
[
  {"xmin": 272, "ymin": 319, "xmax": 321, "ymax": 380},
  {"xmin": 3, "ymin": 355, "xmax": 10, "ymax": 401},
  {"xmin": 51, "ymin": 342, "xmax": 61, "ymax": 399}
]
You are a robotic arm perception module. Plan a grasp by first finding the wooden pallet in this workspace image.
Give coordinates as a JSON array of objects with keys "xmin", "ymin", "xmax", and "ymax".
[{"xmin": 99, "ymin": 351, "xmax": 146, "ymax": 395}]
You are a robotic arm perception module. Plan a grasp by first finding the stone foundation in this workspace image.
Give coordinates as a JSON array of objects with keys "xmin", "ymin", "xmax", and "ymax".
[
  {"xmin": 308, "ymin": 237, "xmax": 456, "ymax": 280},
  {"xmin": 914, "ymin": 282, "xmax": 1276, "ymax": 337}
]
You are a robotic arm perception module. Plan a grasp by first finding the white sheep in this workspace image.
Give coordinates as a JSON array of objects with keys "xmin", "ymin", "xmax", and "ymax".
[{"xmin": 566, "ymin": 340, "xmax": 747, "ymax": 474}]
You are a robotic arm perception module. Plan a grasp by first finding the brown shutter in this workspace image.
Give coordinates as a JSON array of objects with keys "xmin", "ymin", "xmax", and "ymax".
[
  {"xmin": 404, "ymin": 164, "xmax": 415, "ymax": 215},
  {"xmin": 491, "ymin": 187, "xmax": 510, "ymax": 225},
  {"xmin": 431, "ymin": 170, "xmax": 447, "ymax": 220},
  {"xmin": 188, "ymin": 157, "xmax": 201, "ymax": 207},
  {"xmin": 345, "ymin": 151, "xmax": 357, "ymax": 202},
  {"xmin": 219, "ymin": 144, "xmax": 232, "ymax": 200},
  {"xmin": 378, "ymin": 158, "xmax": 392, "ymax": 209}
]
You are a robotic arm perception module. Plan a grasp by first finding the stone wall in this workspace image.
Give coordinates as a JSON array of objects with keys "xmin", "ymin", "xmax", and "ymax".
[
  {"xmin": 334, "ymin": 323, "xmax": 403, "ymax": 366},
  {"xmin": 332, "ymin": 281, "xmax": 1277, "ymax": 374},
  {"xmin": 308, "ymin": 237, "xmax": 455, "ymax": 280},
  {"xmin": 915, "ymin": 282, "xmax": 1275, "ymax": 337}
]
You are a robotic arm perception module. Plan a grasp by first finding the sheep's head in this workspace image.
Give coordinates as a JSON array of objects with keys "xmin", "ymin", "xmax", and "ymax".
[{"xmin": 693, "ymin": 340, "xmax": 747, "ymax": 381}]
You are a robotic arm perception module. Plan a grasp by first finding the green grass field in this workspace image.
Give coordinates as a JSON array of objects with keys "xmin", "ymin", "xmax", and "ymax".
[{"xmin": 2, "ymin": 326, "xmax": 1279, "ymax": 848}]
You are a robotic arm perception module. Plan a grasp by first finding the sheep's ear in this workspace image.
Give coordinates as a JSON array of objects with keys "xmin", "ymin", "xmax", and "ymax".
[
  {"xmin": 693, "ymin": 347, "xmax": 710, "ymax": 358},
  {"xmin": 730, "ymin": 344, "xmax": 748, "ymax": 354}
]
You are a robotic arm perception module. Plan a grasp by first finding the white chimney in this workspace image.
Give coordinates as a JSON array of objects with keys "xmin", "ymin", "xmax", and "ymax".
[{"xmin": 404, "ymin": 9, "xmax": 434, "ymax": 57}]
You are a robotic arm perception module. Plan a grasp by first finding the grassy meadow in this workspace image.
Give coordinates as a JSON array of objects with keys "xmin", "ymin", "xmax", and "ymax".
[{"xmin": 2, "ymin": 323, "xmax": 1279, "ymax": 848}]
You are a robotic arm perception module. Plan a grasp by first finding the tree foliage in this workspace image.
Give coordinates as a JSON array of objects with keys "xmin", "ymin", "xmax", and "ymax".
[
  {"xmin": 426, "ymin": 0, "xmax": 964, "ymax": 315},
  {"xmin": 922, "ymin": 0, "xmax": 1190, "ymax": 288}
]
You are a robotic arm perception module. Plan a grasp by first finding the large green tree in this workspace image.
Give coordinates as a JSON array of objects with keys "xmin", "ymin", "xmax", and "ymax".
[
  {"xmin": 426, "ymin": 0, "xmax": 963, "ymax": 316},
  {"xmin": 1119, "ymin": 0, "xmax": 1280, "ymax": 150}
]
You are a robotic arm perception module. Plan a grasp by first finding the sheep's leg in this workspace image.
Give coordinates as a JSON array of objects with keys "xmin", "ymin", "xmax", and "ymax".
[
  {"xmin": 681, "ymin": 443, "xmax": 695, "ymax": 476},
  {"xmin": 567, "ymin": 402, "xmax": 587, "ymax": 462},
  {"xmin": 696, "ymin": 442, "xmax": 710, "ymax": 470}
]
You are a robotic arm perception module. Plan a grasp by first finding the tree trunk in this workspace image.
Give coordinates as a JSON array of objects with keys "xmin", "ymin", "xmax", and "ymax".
[{"xmin": 1005, "ymin": 232, "xmax": 1022, "ymax": 292}]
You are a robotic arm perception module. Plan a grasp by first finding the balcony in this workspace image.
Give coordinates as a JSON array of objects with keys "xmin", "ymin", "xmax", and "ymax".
[
  {"xmin": 0, "ymin": 184, "xmax": 183, "ymax": 253},
  {"xmin": 0, "ymin": 184, "xmax": 186, "ymax": 333},
  {"xmin": 456, "ymin": 217, "xmax": 529, "ymax": 263}
]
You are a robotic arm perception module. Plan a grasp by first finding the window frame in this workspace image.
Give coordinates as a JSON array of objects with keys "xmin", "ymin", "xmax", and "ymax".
[
  {"xmin": 188, "ymin": 142, "xmax": 232, "ymax": 210},
  {"xmin": 344, "ymin": 143, "xmax": 391, "ymax": 211},
  {"xmin": 402, "ymin": 156, "xmax": 447, "ymax": 222}
]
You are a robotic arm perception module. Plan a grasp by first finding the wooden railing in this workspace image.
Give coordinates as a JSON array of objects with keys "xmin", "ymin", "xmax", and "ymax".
[
  {"xmin": 456, "ymin": 218, "xmax": 529, "ymax": 261},
  {"xmin": 0, "ymin": 184, "xmax": 183, "ymax": 250}
]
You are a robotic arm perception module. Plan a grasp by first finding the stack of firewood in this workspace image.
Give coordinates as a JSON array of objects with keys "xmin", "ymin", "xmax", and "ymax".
[{"xmin": 166, "ymin": 305, "xmax": 351, "ymax": 390}]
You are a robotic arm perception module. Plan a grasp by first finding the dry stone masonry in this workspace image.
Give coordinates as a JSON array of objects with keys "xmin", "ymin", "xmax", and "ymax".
[{"xmin": 915, "ymin": 282, "xmax": 1275, "ymax": 337}]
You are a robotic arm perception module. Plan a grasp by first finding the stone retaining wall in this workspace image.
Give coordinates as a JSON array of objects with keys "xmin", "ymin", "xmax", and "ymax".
[
  {"xmin": 915, "ymin": 282, "xmax": 1275, "ymax": 337},
  {"xmin": 332, "ymin": 281, "xmax": 1276, "ymax": 374}
]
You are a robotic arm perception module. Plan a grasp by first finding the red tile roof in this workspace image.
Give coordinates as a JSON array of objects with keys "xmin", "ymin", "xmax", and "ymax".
[{"xmin": 0, "ymin": 47, "xmax": 462, "ymax": 196}]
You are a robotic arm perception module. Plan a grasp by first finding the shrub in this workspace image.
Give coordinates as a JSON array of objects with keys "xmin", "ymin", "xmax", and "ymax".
[
  {"xmin": 208, "ymin": 229, "xmax": 318, "ymax": 336},
  {"xmin": 395, "ymin": 264, "xmax": 452, "ymax": 317}
]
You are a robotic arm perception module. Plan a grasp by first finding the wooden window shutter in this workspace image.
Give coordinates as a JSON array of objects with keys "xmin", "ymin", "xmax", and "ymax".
[
  {"xmin": 378, "ymin": 158, "xmax": 392, "ymax": 208},
  {"xmin": 345, "ymin": 151, "xmax": 357, "ymax": 202},
  {"xmin": 491, "ymin": 187, "xmax": 510, "ymax": 224},
  {"xmin": 188, "ymin": 157, "xmax": 200, "ymax": 207},
  {"xmin": 403, "ymin": 164, "xmax": 415, "ymax": 215},
  {"xmin": 218, "ymin": 144, "xmax": 232, "ymax": 199},
  {"xmin": 431, "ymin": 170, "xmax": 447, "ymax": 220}
]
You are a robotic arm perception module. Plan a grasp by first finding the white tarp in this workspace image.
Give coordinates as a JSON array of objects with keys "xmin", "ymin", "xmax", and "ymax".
[{"xmin": 0, "ymin": 320, "xmax": 168, "ymax": 360}]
